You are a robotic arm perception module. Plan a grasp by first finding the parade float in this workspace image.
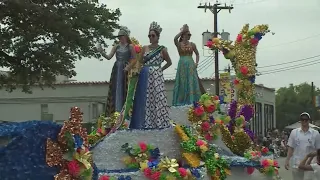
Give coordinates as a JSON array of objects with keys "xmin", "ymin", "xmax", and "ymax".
[{"xmin": 0, "ymin": 24, "xmax": 281, "ymax": 180}]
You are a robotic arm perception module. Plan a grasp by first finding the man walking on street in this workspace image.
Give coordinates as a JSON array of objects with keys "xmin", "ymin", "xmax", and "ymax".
[{"xmin": 285, "ymin": 112, "xmax": 320, "ymax": 180}]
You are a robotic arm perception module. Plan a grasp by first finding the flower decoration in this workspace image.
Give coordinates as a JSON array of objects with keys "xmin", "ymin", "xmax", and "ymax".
[
  {"xmin": 121, "ymin": 142, "xmax": 160, "ymax": 169},
  {"xmin": 121, "ymin": 141, "xmax": 202, "ymax": 180},
  {"xmin": 244, "ymin": 150, "xmax": 262, "ymax": 161},
  {"xmin": 175, "ymin": 125, "xmax": 231, "ymax": 180},
  {"xmin": 260, "ymin": 146, "xmax": 272, "ymax": 156},
  {"xmin": 260, "ymin": 159, "xmax": 279, "ymax": 177},
  {"xmin": 88, "ymin": 113, "xmax": 120, "ymax": 146},
  {"xmin": 46, "ymin": 107, "xmax": 94, "ymax": 180}
]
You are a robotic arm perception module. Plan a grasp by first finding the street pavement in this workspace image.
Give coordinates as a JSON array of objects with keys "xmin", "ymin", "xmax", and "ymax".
[{"xmin": 277, "ymin": 157, "xmax": 292, "ymax": 180}]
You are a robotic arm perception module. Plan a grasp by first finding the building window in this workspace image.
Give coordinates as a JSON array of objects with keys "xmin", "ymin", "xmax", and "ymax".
[
  {"xmin": 264, "ymin": 104, "xmax": 274, "ymax": 131},
  {"xmin": 92, "ymin": 103, "xmax": 98, "ymax": 119},
  {"xmin": 41, "ymin": 104, "xmax": 48, "ymax": 114},
  {"xmin": 255, "ymin": 102, "xmax": 262, "ymax": 135}
]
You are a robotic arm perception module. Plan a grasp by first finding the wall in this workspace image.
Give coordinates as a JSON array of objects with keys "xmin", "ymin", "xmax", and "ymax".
[{"xmin": 0, "ymin": 80, "xmax": 276, "ymax": 135}]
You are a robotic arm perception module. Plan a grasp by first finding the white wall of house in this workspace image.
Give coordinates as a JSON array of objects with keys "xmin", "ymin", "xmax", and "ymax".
[{"xmin": 0, "ymin": 79, "xmax": 276, "ymax": 136}]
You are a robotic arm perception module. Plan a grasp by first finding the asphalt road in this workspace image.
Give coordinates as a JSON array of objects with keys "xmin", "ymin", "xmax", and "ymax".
[{"xmin": 277, "ymin": 157, "xmax": 292, "ymax": 180}]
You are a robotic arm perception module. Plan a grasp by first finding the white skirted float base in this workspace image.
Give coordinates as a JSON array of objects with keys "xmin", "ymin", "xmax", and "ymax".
[{"xmin": 92, "ymin": 106, "xmax": 273, "ymax": 180}]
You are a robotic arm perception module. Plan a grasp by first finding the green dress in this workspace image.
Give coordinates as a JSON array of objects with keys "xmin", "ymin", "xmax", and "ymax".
[{"xmin": 172, "ymin": 43, "xmax": 202, "ymax": 106}]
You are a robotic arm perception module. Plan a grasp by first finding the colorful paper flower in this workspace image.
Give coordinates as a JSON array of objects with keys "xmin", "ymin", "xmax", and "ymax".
[
  {"xmin": 139, "ymin": 142, "xmax": 148, "ymax": 152},
  {"xmin": 178, "ymin": 168, "xmax": 188, "ymax": 177},
  {"xmin": 194, "ymin": 106, "xmax": 205, "ymax": 116},
  {"xmin": 67, "ymin": 160, "xmax": 80, "ymax": 177},
  {"xmin": 201, "ymin": 121, "xmax": 210, "ymax": 131}
]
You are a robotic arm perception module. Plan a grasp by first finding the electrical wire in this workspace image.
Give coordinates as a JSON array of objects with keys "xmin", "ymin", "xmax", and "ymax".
[
  {"xmin": 258, "ymin": 59, "xmax": 320, "ymax": 76},
  {"xmin": 257, "ymin": 54, "xmax": 320, "ymax": 69},
  {"xmin": 258, "ymin": 33, "xmax": 320, "ymax": 50}
]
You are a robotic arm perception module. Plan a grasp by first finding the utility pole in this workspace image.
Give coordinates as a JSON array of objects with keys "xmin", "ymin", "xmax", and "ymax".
[
  {"xmin": 198, "ymin": 2, "xmax": 233, "ymax": 96},
  {"xmin": 311, "ymin": 82, "xmax": 315, "ymax": 123}
]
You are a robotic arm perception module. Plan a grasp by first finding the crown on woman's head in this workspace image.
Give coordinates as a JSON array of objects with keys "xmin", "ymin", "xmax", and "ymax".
[
  {"xmin": 118, "ymin": 26, "xmax": 131, "ymax": 36},
  {"xmin": 149, "ymin": 21, "xmax": 162, "ymax": 34}
]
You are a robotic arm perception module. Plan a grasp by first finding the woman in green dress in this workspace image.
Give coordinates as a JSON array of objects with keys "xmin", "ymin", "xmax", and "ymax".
[{"xmin": 172, "ymin": 24, "xmax": 203, "ymax": 106}]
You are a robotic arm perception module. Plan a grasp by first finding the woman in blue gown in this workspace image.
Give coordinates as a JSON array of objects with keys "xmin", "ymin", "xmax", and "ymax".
[
  {"xmin": 172, "ymin": 24, "xmax": 203, "ymax": 106},
  {"xmin": 97, "ymin": 26, "xmax": 136, "ymax": 117},
  {"xmin": 129, "ymin": 22, "xmax": 172, "ymax": 129}
]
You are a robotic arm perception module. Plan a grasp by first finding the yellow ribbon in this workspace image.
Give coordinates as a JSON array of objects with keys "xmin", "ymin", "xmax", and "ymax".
[
  {"xmin": 159, "ymin": 157, "xmax": 179, "ymax": 172},
  {"xmin": 73, "ymin": 151, "xmax": 92, "ymax": 169}
]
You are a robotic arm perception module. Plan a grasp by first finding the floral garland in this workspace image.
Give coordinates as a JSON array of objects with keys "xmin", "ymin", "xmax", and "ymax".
[
  {"xmin": 121, "ymin": 142, "xmax": 202, "ymax": 180},
  {"xmin": 88, "ymin": 113, "xmax": 120, "ymax": 146},
  {"xmin": 260, "ymin": 159, "xmax": 279, "ymax": 177},
  {"xmin": 46, "ymin": 107, "xmax": 94, "ymax": 180},
  {"xmin": 187, "ymin": 94, "xmax": 231, "ymax": 141},
  {"xmin": 175, "ymin": 125, "xmax": 231, "ymax": 180}
]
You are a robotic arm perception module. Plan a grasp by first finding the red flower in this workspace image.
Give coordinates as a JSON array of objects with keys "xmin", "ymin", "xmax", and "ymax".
[
  {"xmin": 150, "ymin": 171, "xmax": 161, "ymax": 180},
  {"xmin": 196, "ymin": 139, "xmax": 205, "ymax": 146},
  {"xmin": 201, "ymin": 121, "xmax": 210, "ymax": 131},
  {"xmin": 261, "ymin": 159, "xmax": 270, "ymax": 167},
  {"xmin": 99, "ymin": 175, "xmax": 110, "ymax": 180},
  {"xmin": 261, "ymin": 147, "xmax": 269, "ymax": 154},
  {"xmin": 206, "ymin": 104, "xmax": 216, "ymax": 113},
  {"xmin": 233, "ymin": 79, "xmax": 239, "ymax": 85},
  {"xmin": 240, "ymin": 66, "xmax": 248, "ymax": 75},
  {"xmin": 213, "ymin": 96, "xmax": 219, "ymax": 100},
  {"xmin": 134, "ymin": 45, "xmax": 141, "ymax": 53},
  {"xmin": 139, "ymin": 142, "xmax": 148, "ymax": 152},
  {"xmin": 204, "ymin": 133, "xmax": 213, "ymax": 141},
  {"xmin": 236, "ymin": 34, "xmax": 243, "ymax": 42},
  {"xmin": 206, "ymin": 40, "xmax": 213, "ymax": 48},
  {"xmin": 67, "ymin": 160, "xmax": 80, "ymax": 177},
  {"xmin": 273, "ymin": 161, "xmax": 279, "ymax": 167},
  {"xmin": 250, "ymin": 38, "xmax": 259, "ymax": 46},
  {"xmin": 246, "ymin": 167, "xmax": 255, "ymax": 174},
  {"xmin": 178, "ymin": 168, "xmax": 188, "ymax": 177},
  {"xmin": 143, "ymin": 168, "xmax": 152, "ymax": 177},
  {"xmin": 194, "ymin": 106, "xmax": 204, "ymax": 116}
]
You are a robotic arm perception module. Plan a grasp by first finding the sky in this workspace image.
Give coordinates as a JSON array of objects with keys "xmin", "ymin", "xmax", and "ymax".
[{"xmin": 74, "ymin": 0, "xmax": 320, "ymax": 89}]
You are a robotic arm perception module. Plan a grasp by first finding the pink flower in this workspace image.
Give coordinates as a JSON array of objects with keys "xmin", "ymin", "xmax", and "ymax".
[
  {"xmin": 201, "ymin": 121, "xmax": 210, "ymax": 131},
  {"xmin": 139, "ymin": 142, "xmax": 148, "ymax": 152},
  {"xmin": 236, "ymin": 34, "xmax": 243, "ymax": 42},
  {"xmin": 178, "ymin": 168, "xmax": 188, "ymax": 177},
  {"xmin": 196, "ymin": 139, "xmax": 205, "ymax": 146},
  {"xmin": 204, "ymin": 133, "xmax": 213, "ymax": 141},
  {"xmin": 99, "ymin": 175, "xmax": 110, "ymax": 180},
  {"xmin": 261, "ymin": 159, "xmax": 270, "ymax": 167},
  {"xmin": 194, "ymin": 106, "xmax": 204, "ymax": 116},
  {"xmin": 67, "ymin": 160, "xmax": 80, "ymax": 177},
  {"xmin": 206, "ymin": 104, "xmax": 216, "ymax": 113},
  {"xmin": 206, "ymin": 40, "xmax": 213, "ymax": 48},
  {"xmin": 273, "ymin": 161, "xmax": 279, "ymax": 167},
  {"xmin": 134, "ymin": 45, "xmax": 141, "ymax": 53}
]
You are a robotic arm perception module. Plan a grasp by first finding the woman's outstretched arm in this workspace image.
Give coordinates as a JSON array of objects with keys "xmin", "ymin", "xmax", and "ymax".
[
  {"xmin": 98, "ymin": 45, "xmax": 117, "ymax": 60},
  {"xmin": 174, "ymin": 32, "xmax": 182, "ymax": 47}
]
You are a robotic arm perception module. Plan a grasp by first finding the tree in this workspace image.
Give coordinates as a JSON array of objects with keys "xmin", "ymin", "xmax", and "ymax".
[
  {"xmin": 276, "ymin": 82, "xmax": 320, "ymax": 129},
  {"xmin": 0, "ymin": 0, "xmax": 120, "ymax": 92}
]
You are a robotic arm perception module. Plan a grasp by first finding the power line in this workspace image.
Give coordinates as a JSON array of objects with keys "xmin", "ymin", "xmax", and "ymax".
[
  {"xmin": 258, "ymin": 60, "xmax": 320, "ymax": 76},
  {"xmin": 257, "ymin": 54, "xmax": 320, "ymax": 69},
  {"xmin": 258, "ymin": 33, "xmax": 320, "ymax": 50}
]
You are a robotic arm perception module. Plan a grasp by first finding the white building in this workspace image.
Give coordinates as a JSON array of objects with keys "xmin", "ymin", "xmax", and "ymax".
[{"xmin": 0, "ymin": 78, "xmax": 275, "ymax": 136}]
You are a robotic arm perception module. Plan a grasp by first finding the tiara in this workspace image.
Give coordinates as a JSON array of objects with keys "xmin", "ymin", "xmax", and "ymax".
[
  {"xmin": 118, "ymin": 26, "xmax": 131, "ymax": 36},
  {"xmin": 149, "ymin": 21, "xmax": 162, "ymax": 34}
]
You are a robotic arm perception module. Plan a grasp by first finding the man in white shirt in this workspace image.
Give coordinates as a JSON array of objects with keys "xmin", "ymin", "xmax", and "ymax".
[
  {"xmin": 298, "ymin": 149, "xmax": 320, "ymax": 179},
  {"xmin": 285, "ymin": 112, "xmax": 320, "ymax": 180}
]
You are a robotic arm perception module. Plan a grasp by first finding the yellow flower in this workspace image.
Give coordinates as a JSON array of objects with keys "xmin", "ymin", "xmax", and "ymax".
[
  {"xmin": 139, "ymin": 160, "xmax": 148, "ymax": 170},
  {"xmin": 200, "ymin": 145, "xmax": 208, "ymax": 152},
  {"xmin": 214, "ymin": 153, "xmax": 220, "ymax": 159},
  {"xmin": 159, "ymin": 157, "xmax": 179, "ymax": 172}
]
